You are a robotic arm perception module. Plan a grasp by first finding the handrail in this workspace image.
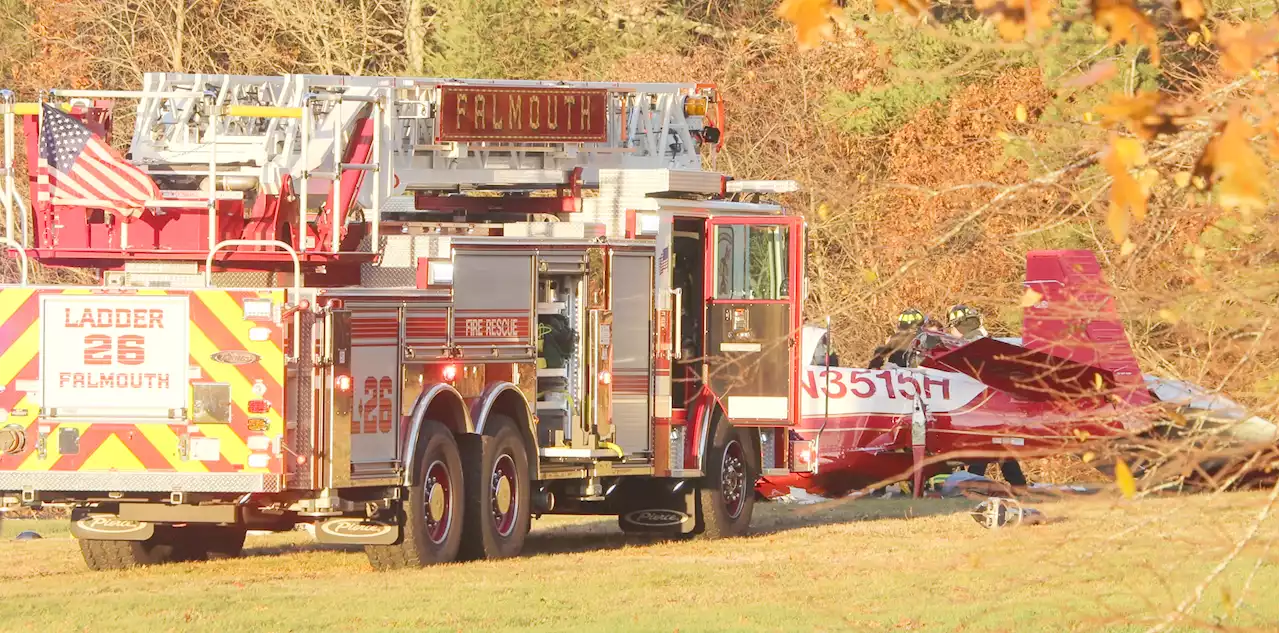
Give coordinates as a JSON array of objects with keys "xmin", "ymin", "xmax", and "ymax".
[
  {"xmin": 1, "ymin": 89, "xmax": 13, "ymax": 246},
  {"xmin": 205, "ymin": 239, "xmax": 305, "ymax": 367},
  {"xmin": 1, "ymin": 237, "xmax": 29, "ymax": 286},
  {"xmin": 204, "ymin": 240, "xmax": 302, "ymax": 293}
]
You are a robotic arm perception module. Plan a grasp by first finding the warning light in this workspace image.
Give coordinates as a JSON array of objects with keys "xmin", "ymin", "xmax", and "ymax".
[
  {"xmin": 296, "ymin": 454, "xmax": 307, "ymax": 466},
  {"xmin": 441, "ymin": 364, "xmax": 458, "ymax": 382},
  {"xmin": 683, "ymin": 96, "xmax": 708, "ymax": 117},
  {"xmin": 597, "ymin": 370, "xmax": 612, "ymax": 386},
  {"xmin": 335, "ymin": 375, "xmax": 352, "ymax": 392},
  {"xmin": 247, "ymin": 400, "xmax": 270, "ymax": 414},
  {"xmin": 790, "ymin": 439, "xmax": 817, "ymax": 473}
]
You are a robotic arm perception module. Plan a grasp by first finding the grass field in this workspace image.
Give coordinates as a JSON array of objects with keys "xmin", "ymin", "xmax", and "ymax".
[{"xmin": 1, "ymin": 491, "xmax": 1276, "ymax": 633}]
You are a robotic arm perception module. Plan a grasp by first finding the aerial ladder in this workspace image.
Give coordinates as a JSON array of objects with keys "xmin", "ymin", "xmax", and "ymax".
[{"xmin": 1, "ymin": 73, "xmax": 727, "ymax": 284}]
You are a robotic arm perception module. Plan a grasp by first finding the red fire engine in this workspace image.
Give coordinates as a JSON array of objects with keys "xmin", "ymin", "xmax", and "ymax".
[{"xmin": 0, "ymin": 74, "xmax": 816, "ymax": 569}]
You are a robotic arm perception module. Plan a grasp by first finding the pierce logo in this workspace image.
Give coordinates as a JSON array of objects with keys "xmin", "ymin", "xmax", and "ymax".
[
  {"xmin": 624, "ymin": 509, "xmax": 688, "ymax": 527},
  {"xmin": 75, "ymin": 517, "xmax": 148, "ymax": 534},
  {"xmin": 319, "ymin": 518, "xmax": 393, "ymax": 539},
  {"xmin": 210, "ymin": 350, "xmax": 260, "ymax": 365}
]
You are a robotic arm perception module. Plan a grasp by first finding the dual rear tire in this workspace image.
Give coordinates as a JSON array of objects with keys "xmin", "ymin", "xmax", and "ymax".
[
  {"xmin": 365, "ymin": 415, "xmax": 531, "ymax": 569},
  {"xmin": 79, "ymin": 524, "xmax": 247, "ymax": 570}
]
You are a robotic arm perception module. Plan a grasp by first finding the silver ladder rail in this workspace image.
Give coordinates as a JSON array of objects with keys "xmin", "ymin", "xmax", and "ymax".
[
  {"xmin": 1, "ymin": 236, "xmax": 29, "ymax": 285},
  {"xmin": 131, "ymin": 73, "xmax": 714, "ymax": 190}
]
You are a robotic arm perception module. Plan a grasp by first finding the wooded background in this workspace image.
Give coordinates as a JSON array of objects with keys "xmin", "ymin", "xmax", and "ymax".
[{"xmin": 0, "ymin": 0, "xmax": 1275, "ymax": 419}]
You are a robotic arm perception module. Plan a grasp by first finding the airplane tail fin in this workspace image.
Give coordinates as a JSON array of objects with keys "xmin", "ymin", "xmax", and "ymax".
[{"xmin": 1022, "ymin": 250, "xmax": 1151, "ymax": 406}]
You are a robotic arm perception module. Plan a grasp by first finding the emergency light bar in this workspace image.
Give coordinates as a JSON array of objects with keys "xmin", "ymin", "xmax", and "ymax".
[{"xmin": 724, "ymin": 180, "xmax": 800, "ymax": 194}]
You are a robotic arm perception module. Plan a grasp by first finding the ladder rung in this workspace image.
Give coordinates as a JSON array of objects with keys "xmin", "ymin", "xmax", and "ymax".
[{"xmin": 339, "ymin": 163, "xmax": 378, "ymax": 172}]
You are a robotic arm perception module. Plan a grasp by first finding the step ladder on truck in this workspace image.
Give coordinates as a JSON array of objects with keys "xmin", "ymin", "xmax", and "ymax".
[{"xmin": 0, "ymin": 74, "xmax": 816, "ymax": 569}]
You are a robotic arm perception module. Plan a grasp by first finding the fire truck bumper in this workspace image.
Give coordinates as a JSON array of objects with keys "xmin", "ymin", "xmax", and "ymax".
[{"xmin": 0, "ymin": 471, "xmax": 282, "ymax": 497}]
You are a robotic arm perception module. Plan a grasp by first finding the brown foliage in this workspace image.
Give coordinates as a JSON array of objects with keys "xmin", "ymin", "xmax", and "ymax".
[{"xmin": 1091, "ymin": 0, "xmax": 1162, "ymax": 66}]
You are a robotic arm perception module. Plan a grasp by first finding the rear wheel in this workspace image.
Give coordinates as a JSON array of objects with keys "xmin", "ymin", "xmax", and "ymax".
[
  {"xmin": 366, "ymin": 420, "xmax": 465, "ymax": 569},
  {"xmin": 203, "ymin": 525, "xmax": 247, "ymax": 560},
  {"xmin": 459, "ymin": 415, "xmax": 531, "ymax": 560},
  {"xmin": 79, "ymin": 527, "xmax": 194, "ymax": 570},
  {"xmin": 696, "ymin": 422, "xmax": 758, "ymax": 539}
]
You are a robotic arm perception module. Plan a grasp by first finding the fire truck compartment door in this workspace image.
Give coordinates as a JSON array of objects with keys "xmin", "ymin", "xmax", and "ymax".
[
  {"xmin": 345, "ymin": 303, "xmax": 402, "ymax": 479},
  {"xmin": 608, "ymin": 252, "xmax": 654, "ymax": 455},
  {"xmin": 40, "ymin": 295, "xmax": 190, "ymax": 419},
  {"xmin": 451, "ymin": 251, "xmax": 535, "ymax": 359},
  {"xmin": 704, "ymin": 217, "xmax": 802, "ymax": 425}
]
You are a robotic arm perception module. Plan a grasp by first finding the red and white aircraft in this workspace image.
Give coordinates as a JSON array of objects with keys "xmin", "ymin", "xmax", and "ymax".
[{"xmin": 758, "ymin": 250, "xmax": 1277, "ymax": 499}]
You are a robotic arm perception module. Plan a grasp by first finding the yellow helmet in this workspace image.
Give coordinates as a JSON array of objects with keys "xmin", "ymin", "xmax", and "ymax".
[
  {"xmin": 947, "ymin": 304, "xmax": 980, "ymax": 328},
  {"xmin": 896, "ymin": 308, "xmax": 925, "ymax": 330}
]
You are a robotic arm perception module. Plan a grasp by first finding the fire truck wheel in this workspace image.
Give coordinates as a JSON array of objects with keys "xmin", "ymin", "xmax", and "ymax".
[
  {"xmin": 366, "ymin": 420, "xmax": 465, "ymax": 569},
  {"xmin": 78, "ymin": 535, "xmax": 182, "ymax": 570},
  {"xmin": 202, "ymin": 525, "xmax": 247, "ymax": 559},
  {"xmin": 459, "ymin": 415, "xmax": 531, "ymax": 560},
  {"xmin": 696, "ymin": 423, "xmax": 758, "ymax": 539}
]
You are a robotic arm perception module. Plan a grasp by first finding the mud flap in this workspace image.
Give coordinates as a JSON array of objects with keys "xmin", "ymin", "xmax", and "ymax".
[
  {"xmin": 70, "ymin": 508, "xmax": 154, "ymax": 541},
  {"xmin": 314, "ymin": 516, "xmax": 401, "ymax": 545},
  {"xmin": 616, "ymin": 480, "xmax": 699, "ymax": 535}
]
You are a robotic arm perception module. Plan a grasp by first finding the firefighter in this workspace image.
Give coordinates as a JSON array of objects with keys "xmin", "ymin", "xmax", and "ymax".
[
  {"xmin": 868, "ymin": 308, "xmax": 924, "ymax": 369},
  {"xmin": 947, "ymin": 304, "xmax": 989, "ymax": 342}
]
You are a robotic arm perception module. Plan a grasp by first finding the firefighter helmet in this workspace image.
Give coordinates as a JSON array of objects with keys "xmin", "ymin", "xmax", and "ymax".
[
  {"xmin": 947, "ymin": 304, "xmax": 980, "ymax": 328},
  {"xmin": 896, "ymin": 308, "xmax": 925, "ymax": 330}
]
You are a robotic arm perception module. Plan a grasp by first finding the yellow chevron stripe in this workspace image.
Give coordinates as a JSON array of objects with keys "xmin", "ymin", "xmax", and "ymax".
[
  {"xmin": 80, "ymin": 434, "xmax": 145, "ymax": 471},
  {"xmin": 135, "ymin": 423, "xmax": 209, "ymax": 473},
  {"xmin": 0, "ymin": 319, "xmax": 39, "ymax": 388},
  {"xmin": 194, "ymin": 290, "xmax": 286, "ymax": 386},
  {"xmin": 188, "ymin": 326, "xmax": 282, "ymax": 471},
  {"xmin": 0, "ymin": 288, "xmax": 35, "ymax": 327},
  {"xmin": 16, "ymin": 422, "xmax": 91, "ymax": 471}
]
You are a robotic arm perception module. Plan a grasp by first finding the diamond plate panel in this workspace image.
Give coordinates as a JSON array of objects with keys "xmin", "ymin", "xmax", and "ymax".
[
  {"xmin": 211, "ymin": 270, "xmax": 276, "ymax": 288},
  {"xmin": 0, "ymin": 472, "xmax": 280, "ymax": 493},
  {"xmin": 288, "ymin": 309, "xmax": 315, "ymax": 489}
]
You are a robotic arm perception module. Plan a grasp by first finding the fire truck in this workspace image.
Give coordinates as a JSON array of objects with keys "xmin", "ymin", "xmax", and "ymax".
[{"xmin": 0, "ymin": 74, "xmax": 815, "ymax": 569}]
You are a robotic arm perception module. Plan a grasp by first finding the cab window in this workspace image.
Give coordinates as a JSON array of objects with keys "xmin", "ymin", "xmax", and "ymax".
[{"xmin": 713, "ymin": 224, "xmax": 790, "ymax": 300}]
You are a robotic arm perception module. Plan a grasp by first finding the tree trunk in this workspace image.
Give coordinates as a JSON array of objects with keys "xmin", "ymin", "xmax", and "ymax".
[{"xmin": 404, "ymin": 0, "xmax": 426, "ymax": 75}]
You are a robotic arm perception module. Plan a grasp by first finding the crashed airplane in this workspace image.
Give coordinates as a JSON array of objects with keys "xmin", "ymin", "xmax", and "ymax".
[{"xmin": 758, "ymin": 250, "xmax": 1278, "ymax": 499}]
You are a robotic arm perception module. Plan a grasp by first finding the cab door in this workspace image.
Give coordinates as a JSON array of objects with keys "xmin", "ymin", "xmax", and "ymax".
[{"xmin": 703, "ymin": 215, "xmax": 803, "ymax": 425}]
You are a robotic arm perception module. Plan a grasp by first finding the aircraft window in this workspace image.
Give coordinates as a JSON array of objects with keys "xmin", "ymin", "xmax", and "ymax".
[{"xmin": 713, "ymin": 224, "xmax": 790, "ymax": 300}]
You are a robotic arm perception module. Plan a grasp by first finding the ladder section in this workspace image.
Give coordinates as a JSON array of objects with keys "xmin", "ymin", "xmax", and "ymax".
[
  {"xmin": 0, "ymin": 74, "xmax": 723, "ymax": 272},
  {"xmin": 131, "ymin": 73, "xmax": 719, "ymax": 192}
]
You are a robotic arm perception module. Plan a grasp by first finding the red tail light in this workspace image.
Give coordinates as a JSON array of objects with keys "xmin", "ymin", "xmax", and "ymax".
[
  {"xmin": 335, "ymin": 375, "xmax": 352, "ymax": 392},
  {"xmin": 597, "ymin": 370, "xmax": 612, "ymax": 385},
  {"xmin": 441, "ymin": 364, "xmax": 458, "ymax": 382},
  {"xmin": 247, "ymin": 399, "xmax": 270, "ymax": 414}
]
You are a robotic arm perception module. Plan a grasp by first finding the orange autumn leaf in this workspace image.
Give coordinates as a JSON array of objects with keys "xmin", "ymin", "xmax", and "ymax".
[
  {"xmin": 1103, "ymin": 134, "xmax": 1149, "ymax": 243},
  {"xmin": 1177, "ymin": 0, "xmax": 1206, "ymax": 25},
  {"xmin": 1092, "ymin": 0, "xmax": 1161, "ymax": 66},
  {"xmin": 875, "ymin": 0, "xmax": 932, "ymax": 17},
  {"xmin": 777, "ymin": 0, "xmax": 843, "ymax": 51},
  {"xmin": 1261, "ymin": 115, "xmax": 1279, "ymax": 161},
  {"xmin": 1114, "ymin": 459, "xmax": 1137, "ymax": 498},
  {"xmin": 974, "ymin": 0, "xmax": 1056, "ymax": 41},
  {"xmin": 1216, "ymin": 17, "xmax": 1280, "ymax": 76},
  {"xmin": 1194, "ymin": 112, "xmax": 1269, "ymax": 215},
  {"xmin": 1094, "ymin": 90, "xmax": 1190, "ymax": 140}
]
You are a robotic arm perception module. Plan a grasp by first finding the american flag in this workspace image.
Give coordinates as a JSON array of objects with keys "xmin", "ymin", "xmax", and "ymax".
[{"xmin": 38, "ymin": 103, "xmax": 159, "ymax": 218}]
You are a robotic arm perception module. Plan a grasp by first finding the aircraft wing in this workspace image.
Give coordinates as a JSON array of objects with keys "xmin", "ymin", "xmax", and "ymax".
[{"xmin": 921, "ymin": 337, "xmax": 1117, "ymax": 402}]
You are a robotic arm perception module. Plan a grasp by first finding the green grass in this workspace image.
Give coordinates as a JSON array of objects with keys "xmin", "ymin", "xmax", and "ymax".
[
  {"xmin": 1, "ymin": 492, "xmax": 1276, "ymax": 632},
  {"xmin": 0, "ymin": 518, "xmax": 68, "ymax": 539}
]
